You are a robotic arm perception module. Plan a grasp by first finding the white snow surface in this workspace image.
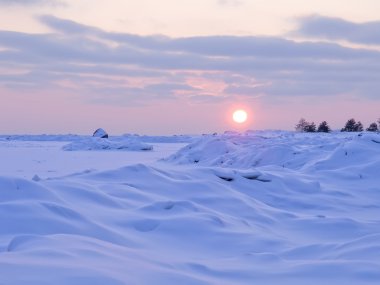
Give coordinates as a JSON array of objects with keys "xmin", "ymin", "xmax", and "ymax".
[
  {"xmin": 62, "ymin": 137, "xmax": 153, "ymax": 151},
  {"xmin": 1, "ymin": 131, "xmax": 380, "ymax": 284}
]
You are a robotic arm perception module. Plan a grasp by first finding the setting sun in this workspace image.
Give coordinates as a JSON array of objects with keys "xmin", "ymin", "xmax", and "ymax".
[{"xmin": 233, "ymin": 110, "xmax": 248, "ymax": 124}]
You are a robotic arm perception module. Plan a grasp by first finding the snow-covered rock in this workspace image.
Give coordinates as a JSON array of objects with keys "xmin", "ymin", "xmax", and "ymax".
[{"xmin": 93, "ymin": 128, "xmax": 108, "ymax": 138}]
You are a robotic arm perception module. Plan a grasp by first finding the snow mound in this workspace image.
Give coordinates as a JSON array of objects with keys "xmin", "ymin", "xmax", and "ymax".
[
  {"xmin": 1, "ymin": 160, "xmax": 380, "ymax": 284},
  {"xmin": 122, "ymin": 133, "xmax": 196, "ymax": 143},
  {"xmin": 164, "ymin": 132, "xmax": 380, "ymax": 171},
  {"xmin": 310, "ymin": 133, "xmax": 380, "ymax": 174},
  {"xmin": 164, "ymin": 132, "xmax": 333, "ymax": 169},
  {"xmin": 1, "ymin": 131, "xmax": 380, "ymax": 284},
  {"xmin": 62, "ymin": 137, "xmax": 153, "ymax": 151}
]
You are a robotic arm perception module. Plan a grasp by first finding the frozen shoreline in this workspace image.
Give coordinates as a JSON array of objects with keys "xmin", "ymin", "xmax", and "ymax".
[{"xmin": 0, "ymin": 131, "xmax": 379, "ymax": 284}]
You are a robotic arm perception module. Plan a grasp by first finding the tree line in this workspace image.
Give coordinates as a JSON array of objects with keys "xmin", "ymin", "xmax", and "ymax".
[{"xmin": 295, "ymin": 118, "xmax": 380, "ymax": 133}]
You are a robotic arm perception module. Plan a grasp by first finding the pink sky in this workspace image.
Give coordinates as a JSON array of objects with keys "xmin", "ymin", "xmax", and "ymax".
[
  {"xmin": 1, "ymin": 87, "xmax": 378, "ymax": 135},
  {"xmin": 0, "ymin": 1, "xmax": 379, "ymax": 135}
]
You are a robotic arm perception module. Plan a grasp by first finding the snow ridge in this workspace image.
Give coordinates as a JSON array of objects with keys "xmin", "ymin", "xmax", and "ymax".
[{"xmin": 0, "ymin": 131, "xmax": 380, "ymax": 284}]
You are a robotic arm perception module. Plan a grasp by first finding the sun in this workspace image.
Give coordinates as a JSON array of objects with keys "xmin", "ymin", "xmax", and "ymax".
[{"xmin": 232, "ymin": 109, "xmax": 248, "ymax": 124}]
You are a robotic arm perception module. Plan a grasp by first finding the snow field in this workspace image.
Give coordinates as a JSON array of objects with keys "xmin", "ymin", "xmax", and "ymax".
[{"xmin": 0, "ymin": 131, "xmax": 380, "ymax": 284}]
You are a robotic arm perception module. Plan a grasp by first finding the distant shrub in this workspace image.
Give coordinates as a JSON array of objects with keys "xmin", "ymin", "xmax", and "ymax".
[
  {"xmin": 341, "ymin": 118, "xmax": 356, "ymax": 132},
  {"xmin": 295, "ymin": 118, "xmax": 316, "ymax": 132},
  {"xmin": 317, "ymin": 121, "xmax": 331, "ymax": 133},
  {"xmin": 355, "ymin": 121, "xmax": 364, "ymax": 132},
  {"xmin": 304, "ymin": 122, "xmax": 316, "ymax": 133},
  {"xmin": 367, "ymin": 122, "xmax": 379, "ymax": 132},
  {"xmin": 295, "ymin": 118, "xmax": 308, "ymax": 132},
  {"xmin": 341, "ymin": 118, "xmax": 363, "ymax": 132}
]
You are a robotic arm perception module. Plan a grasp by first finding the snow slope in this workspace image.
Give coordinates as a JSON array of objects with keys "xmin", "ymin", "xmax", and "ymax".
[{"xmin": 0, "ymin": 131, "xmax": 380, "ymax": 284}]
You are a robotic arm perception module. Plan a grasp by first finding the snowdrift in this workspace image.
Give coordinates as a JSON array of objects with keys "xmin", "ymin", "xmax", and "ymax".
[
  {"xmin": 1, "ymin": 131, "xmax": 380, "ymax": 284},
  {"xmin": 62, "ymin": 137, "xmax": 153, "ymax": 151},
  {"xmin": 165, "ymin": 132, "xmax": 380, "ymax": 171}
]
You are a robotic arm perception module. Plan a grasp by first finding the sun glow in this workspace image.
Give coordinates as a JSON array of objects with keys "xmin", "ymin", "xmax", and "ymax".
[{"xmin": 232, "ymin": 109, "xmax": 248, "ymax": 124}]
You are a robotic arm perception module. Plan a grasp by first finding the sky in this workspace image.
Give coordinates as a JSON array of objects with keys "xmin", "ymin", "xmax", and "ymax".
[{"xmin": 0, "ymin": 0, "xmax": 379, "ymax": 135}]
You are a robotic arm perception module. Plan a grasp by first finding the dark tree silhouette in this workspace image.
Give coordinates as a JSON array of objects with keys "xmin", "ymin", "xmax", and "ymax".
[
  {"xmin": 367, "ymin": 122, "xmax": 379, "ymax": 132},
  {"xmin": 295, "ymin": 118, "xmax": 317, "ymax": 132},
  {"xmin": 341, "ymin": 118, "xmax": 357, "ymax": 132},
  {"xmin": 317, "ymin": 121, "xmax": 331, "ymax": 133},
  {"xmin": 304, "ymin": 122, "xmax": 316, "ymax": 132},
  {"xmin": 295, "ymin": 118, "xmax": 308, "ymax": 132},
  {"xmin": 355, "ymin": 121, "xmax": 364, "ymax": 132},
  {"xmin": 341, "ymin": 119, "xmax": 363, "ymax": 132}
]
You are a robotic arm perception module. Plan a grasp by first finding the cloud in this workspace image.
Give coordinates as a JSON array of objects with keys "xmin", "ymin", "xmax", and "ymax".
[
  {"xmin": 294, "ymin": 15, "xmax": 380, "ymax": 45},
  {"xmin": 1, "ymin": 15, "xmax": 380, "ymax": 106},
  {"xmin": 0, "ymin": 0, "xmax": 65, "ymax": 6},
  {"xmin": 39, "ymin": 15, "xmax": 97, "ymax": 34}
]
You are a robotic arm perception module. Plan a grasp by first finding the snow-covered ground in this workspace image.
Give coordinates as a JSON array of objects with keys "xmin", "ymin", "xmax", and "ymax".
[{"xmin": 1, "ymin": 131, "xmax": 380, "ymax": 284}]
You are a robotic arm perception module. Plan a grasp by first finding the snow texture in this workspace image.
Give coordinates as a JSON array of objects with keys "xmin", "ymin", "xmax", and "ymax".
[
  {"xmin": 0, "ymin": 131, "xmax": 380, "ymax": 284},
  {"xmin": 62, "ymin": 137, "xmax": 153, "ymax": 151}
]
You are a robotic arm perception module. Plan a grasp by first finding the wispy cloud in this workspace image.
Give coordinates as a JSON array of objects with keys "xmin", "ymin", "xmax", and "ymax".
[
  {"xmin": 1, "ymin": 15, "xmax": 379, "ymax": 106},
  {"xmin": 294, "ymin": 15, "xmax": 380, "ymax": 46}
]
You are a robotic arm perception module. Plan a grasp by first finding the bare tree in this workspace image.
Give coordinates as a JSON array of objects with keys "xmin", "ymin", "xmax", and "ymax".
[{"xmin": 295, "ymin": 118, "xmax": 308, "ymax": 132}]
